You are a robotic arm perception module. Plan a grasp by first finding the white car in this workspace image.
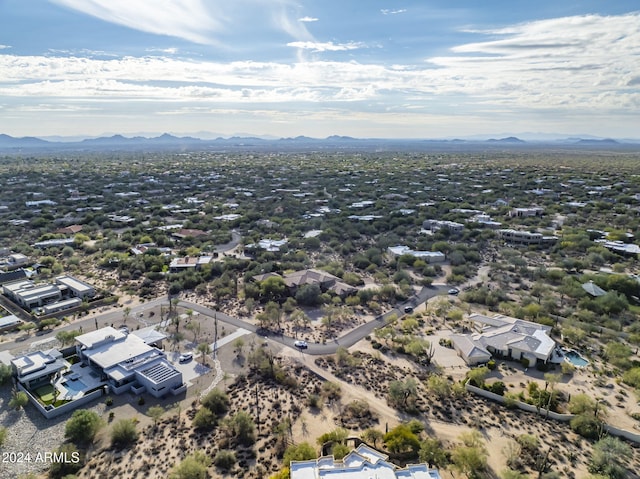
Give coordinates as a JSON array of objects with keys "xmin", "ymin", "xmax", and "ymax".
[
  {"xmin": 294, "ymin": 340, "xmax": 308, "ymax": 350},
  {"xmin": 178, "ymin": 352, "xmax": 193, "ymax": 363}
]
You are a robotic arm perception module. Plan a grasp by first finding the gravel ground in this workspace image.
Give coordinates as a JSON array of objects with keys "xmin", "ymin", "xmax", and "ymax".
[{"xmin": 0, "ymin": 377, "xmax": 107, "ymax": 478}]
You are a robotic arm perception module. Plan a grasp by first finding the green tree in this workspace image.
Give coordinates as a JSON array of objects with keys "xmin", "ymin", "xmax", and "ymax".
[
  {"xmin": 147, "ymin": 405, "xmax": 165, "ymax": 430},
  {"xmin": 65, "ymin": 409, "xmax": 104, "ymax": 445},
  {"xmin": 361, "ymin": 428, "xmax": 384, "ymax": 448},
  {"xmin": 260, "ymin": 276, "xmax": 287, "ymax": 302},
  {"xmin": 196, "ymin": 342, "xmax": 211, "ymax": 365},
  {"xmin": 169, "ymin": 450, "xmax": 211, "ymax": 479},
  {"xmin": 185, "ymin": 321, "xmax": 201, "ymax": 343},
  {"xmin": 383, "ymin": 424, "xmax": 420, "ymax": 454},
  {"xmin": 451, "ymin": 433, "xmax": 488, "ymax": 479},
  {"xmin": 295, "ymin": 283, "xmax": 322, "ymax": 306},
  {"xmin": 111, "ymin": 418, "xmax": 138, "ymax": 449},
  {"xmin": 419, "ymin": 438, "xmax": 448, "ymax": 468},
  {"xmin": 283, "ymin": 442, "xmax": 316, "ymax": 466},
  {"xmin": 388, "ymin": 378, "xmax": 418, "ymax": 410},
  {"xmin": 56, "ymin": 330, "xmax": 81, "ymax": 347}
]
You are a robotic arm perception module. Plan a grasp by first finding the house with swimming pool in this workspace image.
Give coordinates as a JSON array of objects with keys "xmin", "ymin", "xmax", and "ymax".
[
  {"xmin": 11, "ymin": 326, "xmax": 185, "ymax": 418},
  {"xmin": 451, "ymin": 313, "xmax": 561, "ymax": 367},
  {"xmin": 74, "ymin": 327, "xmax": 185, "ymax": 397}
]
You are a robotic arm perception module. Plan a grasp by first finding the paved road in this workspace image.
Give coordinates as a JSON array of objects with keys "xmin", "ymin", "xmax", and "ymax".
[
  {"xmin": 0, "ymin": 283, "xmax": 450, "ymax": 357},
  {"xmin": 180, "ymin": 283, "xmax": 450, "ymax": 355}
]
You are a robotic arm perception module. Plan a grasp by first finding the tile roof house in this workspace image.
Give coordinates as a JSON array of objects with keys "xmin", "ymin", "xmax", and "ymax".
[
  {"xmin": 290, "ymin": 444, "xmax": 442, "ymax": 479},
  {"xmin": 173, "ymin": 229, "xmax": 208, "ymax": 239},
  {"xmin": 451, "ymin": 314, "xmax": 558, "ymax": 367},
  {"xmin": 252, "ymin": 269, "xmax": 357, "ymax": 297},
  {"xmin": 55, "ymin": 224, "xmax": 83, "ymax": 235}
]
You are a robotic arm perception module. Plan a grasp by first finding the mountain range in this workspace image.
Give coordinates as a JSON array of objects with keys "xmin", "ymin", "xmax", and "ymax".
[{"xmin": 0, "ymin": 132, "xmax": 636, "ymax": 153}]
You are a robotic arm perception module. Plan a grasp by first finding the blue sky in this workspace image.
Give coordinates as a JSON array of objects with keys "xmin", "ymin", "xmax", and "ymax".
[{"xmin": 0, "ymin": 0, "xmax": 638, "ymax": 139}]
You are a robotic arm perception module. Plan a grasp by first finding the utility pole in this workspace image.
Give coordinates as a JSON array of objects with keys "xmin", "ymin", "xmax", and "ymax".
[{"xmin": 213, "ymin": 310, "xmax": 218, "ymax": 358}]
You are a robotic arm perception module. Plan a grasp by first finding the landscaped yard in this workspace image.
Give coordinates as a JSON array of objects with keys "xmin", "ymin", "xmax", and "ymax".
[{"xmin": 34, "ymin": 384, "xmax": 55, "ymax": 404}]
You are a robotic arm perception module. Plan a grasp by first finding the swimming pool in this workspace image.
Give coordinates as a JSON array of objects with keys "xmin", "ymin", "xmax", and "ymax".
[
  {"xmin": 63, "ymin": 379, "xmax": 88, "ymax": 394},
  {"xmin": 565, "ymin": 350, "xmax": 589, "ymax": 367}
]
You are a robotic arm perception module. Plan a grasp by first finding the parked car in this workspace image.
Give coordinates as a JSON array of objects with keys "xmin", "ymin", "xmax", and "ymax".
[
  {"xmin": 403, "ymin": 305, "xmax": 414, "ymax": 313},
  {"xmin": 178, "ymin": 352, "xmax": 193, "ymax": 363},
  {"xmin": 448, "ymin": 288, "xmax": 460, "ymax": 295},
  {"xmin": 294, "ymin": 340, "xmax": 308, "ymax": 349}
]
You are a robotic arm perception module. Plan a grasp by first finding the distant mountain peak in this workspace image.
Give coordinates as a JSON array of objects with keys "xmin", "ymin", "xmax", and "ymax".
[{"xmin": 487, "ymin": 136, "xmax": 525, "ymax": 143}]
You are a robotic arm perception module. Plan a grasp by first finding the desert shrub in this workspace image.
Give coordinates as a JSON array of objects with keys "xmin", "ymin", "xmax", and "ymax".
[
  {"xmin": 570, "ymin": 414, "xmax": 602, "ymax": 440},
  {"xmin": 193, "ymin": 407, "xmax": 217, "ymax": 430},
  {"xmin": 48, "ymin": 443, "xmax": 82, "ymax": 478},
  {"xmin": 213, "ymin": 450, "xmax": 236, "ymax": 470},
  {"xmin": 489, "ymin": 381, "xmax": 506, "ymax": 396},
  {"xmin": 169, "ymin": 450, "xmax": 211, "ymax": 479},
  {"xmin": 201, "ymin": 389, "xmax": 229, "ymax": 415},
  {"xmin": 307, "ymin": 393, "xmax": 321, "ymax": 408},
  {"xmin": 111, "ymin": 419, "xmax": 138, "ymax": 449}
]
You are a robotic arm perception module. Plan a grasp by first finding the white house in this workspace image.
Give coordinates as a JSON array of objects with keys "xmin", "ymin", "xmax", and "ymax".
[
  {"xmin": 290, "ymin": 444, "xmax": 441, "ymax": 479},
  {"xmin": 387, "ymin": 245, "xmax": 445, "ymax": 263},
  {"xmin": 75, "ymin": 327, "xmax": 184, "ymax": 398}
]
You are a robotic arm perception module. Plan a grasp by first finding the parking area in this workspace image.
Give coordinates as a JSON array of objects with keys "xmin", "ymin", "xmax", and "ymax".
[{"xmin": 168, "ymin": 351, "xmax": 211, "ymax": 386}]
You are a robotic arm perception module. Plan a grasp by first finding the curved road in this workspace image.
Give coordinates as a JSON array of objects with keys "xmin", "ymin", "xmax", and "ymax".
[
  {"xmin": 178, "ymin": 283, "xmax": 450, "ymax": 355},
  {"xmin": 0, "ymin": 283, "xmax": 450, "ymax": 356}
]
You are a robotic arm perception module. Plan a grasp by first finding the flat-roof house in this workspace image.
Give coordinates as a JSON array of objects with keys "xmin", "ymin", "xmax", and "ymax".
[
  {"xmin": 498, "ymin": 229, "xmax": 558, "ymax": 246},
  {"xmin": 75, "ymin": 327, "xmax": 184, "ymax": 398},
  {"xmin": 7, "ymin": 253, "xmax": 29, "ymax": 269},
  {"xmin": 3, "ymin": 281, "xmax": 62, "ymax": 310},
  {"xmin": 0, "ymin": 314, "xmax": 22, "ymax": 332},
  {"xmin": 169, "ymin": 255, "xmax": 213, "ymax": 273},
  {"xmin": 11, "ymin": 349, "xmax": 69, "ymax": 390},
  {"xmin": 451, "ymin": 314, "xmax": 557, "ymax": 367},
  {"xmin": 509, "ymin": 207, "xmax": 544, "ymax": 217},
  {"xmin": 291, "ymin": 444, "xmax": 441, "ymax": 479},
  {"xmin": 3, "ymin": 275, "xmax": 95, "ymax": 312},
  {"xmin": 56, "ymin": 275, "xmax": 95, "ymax": 300},
  {"xmin": 422, "ymin": 219, "xmax": 464, "ymax": 234},
  {"xmin": 387, "ymin": 245, "xmax": 445, "ymax": 263}
]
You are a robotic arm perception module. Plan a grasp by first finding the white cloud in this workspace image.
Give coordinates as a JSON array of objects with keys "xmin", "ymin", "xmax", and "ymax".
[
  {"xmin": 381, "ymin": 9, "xmax": 407, "ymax": 15},
  {"xmin": 287, "ymin": 41, "xmax": 364, "ymax": 52},
  {"xmin": 50, "ymin": 0, "xmax": 313, "ymax": 45},
  {"xmin": 298, "ymin": 16, "xmax": 318, "ymax": 23},
  {"xmin": 51, "ymin": 0, "xmax": 222, "ymax": 44},
  {"xmin": 0, "ymin": 45, "xmax": 11, "ymax": 50},
  {"xmin": 2, "ymin": 12, "xmax": 639, "ymax": 137}
]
